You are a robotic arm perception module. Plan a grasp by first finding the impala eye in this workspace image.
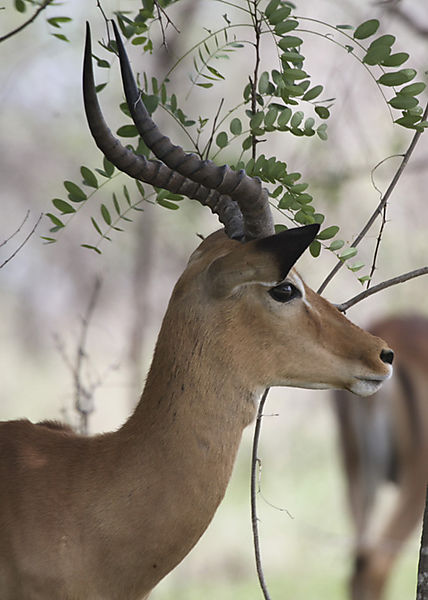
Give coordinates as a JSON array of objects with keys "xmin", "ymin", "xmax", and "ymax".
[{"xmin": 268, "ymin": 282, "xmax": 301, "ymax": 303}]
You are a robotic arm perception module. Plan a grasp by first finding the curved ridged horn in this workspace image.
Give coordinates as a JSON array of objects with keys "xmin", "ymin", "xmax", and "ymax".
[
  {"xmin": 83, "ymin": 23, "xmax": 244, "ymax": 240},
  {"xmin": 111, "ymin": 21, "xmax": 274, "ymax": 241}
]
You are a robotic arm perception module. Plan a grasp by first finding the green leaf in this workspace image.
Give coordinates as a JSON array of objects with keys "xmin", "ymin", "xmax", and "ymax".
[
  {"xmin": 268, "ymin": 6, "xmax": 291, "ymax": 25},
  {"xmin": 316, "ymin": 123, "xmax": 328, "ymax": 140},
  {"xmin": 117, "ymin": 124, "xmax": 138, "ymax": 137},
  {"xmin": 339, "ymin": 247, "xmax": 358, "ymax": 260},
  {"xmin": 80, "ymin": 166, "xmax": 98, "ymax": 188},
  {"xmin": 274, "ymin": 223, "xmax": 287, "ymax": 233},
  {"xmin": 315, "ymin": 106, "xmax": 330, "ymax": 119},
  {"xmin": 230, "ymin": 118, "xmax": 242, "ymax": 135},
  {"xmin": 278, "ymin": 36, "xmax": 303, "ymax": 50},
  {"xmin": 309, "ymin": 240, "xmax": 321, "ymax": 257},
  {"xmin": 302, "ymin": 85, "xmax": 323, "ymax": 101},
  {"xmin": 389, "ymin": 95, "xmax": 418, "ymax": 109},
  {"xmin": 52, "ymin": 199, "xmax": 76, "ymax": 214},
  {"xmin": 94, "ymin": 55, "xmax": 110, "ymax": 69},
  {"xmin": 52, "ymin": 34, "xmax": 69, "ymax": 42},
  {"xmin": 265, "ymin": 0, "xmax": 280, "ymax": 18},
  {"xmin": 400, "ymin": 82, "xmax": 426, "ymax": 96},
  {"xmin": 280, "ymin": 51, "xmax": 304, "ymax": 65},
  {"xmin": 378, "ymin": 69, "xmax": 416, "ymax": 86},
  {"xmin": 353, "ymin": 19, "xmax": 379, "ymax": 40},
  {"xmin": 46, "ymin": 213, "xmax": 64, "ymax": 229},
  {"xmin": 142, "ymin": 93, "xmax": 159, "ymax": 115},
  {"xmin": 304, "ymin": 117, "xmax": 315, "ymax": 132},
  {"xmin": 290, "ymin": 111, "xmax": 304, "ymax": 128},
  {"xmin": 295, "ymin": 210, "xmax": 314, "ymax": 224},
  {"xmin": 297, "ymin": 193, "xmax": 313, "ymax": 204},
  {"xmin": 101, "ymin": 204, "xmax": 112, "ymax": 225},
  {"xmin": 328, "ymin": 239, "xmax": 345, "ymax": 251},
  {"xmin": 81, "ymin": 244, "xmax": 102, "ymax": 254},
  {"xmin": 132, "ymin": 36, "xmax": 147, "ymax": 46},
  {"xmin": 368, "ymin": 34, "xmax": 395, "ymax": 49},
  {"xmin": 104, "ymin": 157, "xmax": 115, "ymax": 177},
  {"xmin": 156, "ymin": 197, "xmax": 179, "ymax": 210},
  {"xmin": 207, "ymin": 65, "xmax": 225, "ymax": 80},
  {"xmin": 250, "ymin": 112, "xmax": 265, "ymax": 129},
  {"xmin": 216, "ymin": 131, "xmax": 228, "ymax": 148},
  {"xmin": 382, "ymin": 52, "xmax": 409, "ymax": 67},
  {"xmin": 278, "ymin": 192, "xmax": 294, "ymax": 209},
  {"xmin": 317, "ymin": 225, "xmax": 339, "ymax": 240},
  {"xmin": 14, "ymin": 0, "xmax": 26, "ymax": 13},
  {"xmin": 258, "ymin": 71, "xmax": 270, "ymax": 94},
  {"xmin": 275, "ymin": 19, "xmax": 299, "ymax": 35},
  {"xmin": 64, "ymin": 181, "xmax": 87, "ymax": 202},
  {"xmin": 242, "ymin": 136, "xmax": 252, "ymax": 151},
  {"xmin": 363, "ymin": 45, "xmax": 391, "ymax": 66},
  {"xmin": 91, "ymin": 218, "xmax": 103, "ymax": 235},
  {"xmin": 358, "ymin": 275, "xmax": 371, "ymax": 284},
  {"xmin": 264, "ymin": 106, "xmax": 279, "ymax": 128},
  {"xmin": 277, "ymin": 107, "xmax": 292, "ymax": 127},
  {"xmin": 336, "ymin": 24, "xmax": 353, "ymax": 30},
  {"xmin": 282, "ymin": 68, "xmax": 308, "ymax": 80},
  {"xmin": 348, "ymin": 262, "xmax": 365, "ymax": 272},
  {"xmin": 47, "ymin": 16, "xmax": 72, "ymax": 28}
]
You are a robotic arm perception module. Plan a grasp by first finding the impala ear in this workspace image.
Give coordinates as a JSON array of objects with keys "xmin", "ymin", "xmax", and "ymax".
[{"xmin": 207, "ymin": 224, "xmax": 319, "ymax": 298}]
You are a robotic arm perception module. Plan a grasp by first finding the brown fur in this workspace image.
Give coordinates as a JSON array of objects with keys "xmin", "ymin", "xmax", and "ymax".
[
  {"xmin": 334, "ymin": 316, "xmax": 428, "ymax": 600},
  {"xmin": 0, "ymin": 231, "xmax": 392, "ymax": 599}
]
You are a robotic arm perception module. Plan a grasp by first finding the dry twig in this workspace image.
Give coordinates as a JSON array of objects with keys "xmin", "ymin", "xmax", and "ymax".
[
  {"xmin": 318, "ymin": 100, "xmax": 428, "ymax": 295},
  {"xmin": 0, "ymin": 0, "xmax": 54, "ymax": 44}
]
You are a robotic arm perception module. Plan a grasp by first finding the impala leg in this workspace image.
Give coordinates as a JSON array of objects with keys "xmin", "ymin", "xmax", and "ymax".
[{"xmin": 351, "ymin": 472, "xmax": 426, "ymax": 600}]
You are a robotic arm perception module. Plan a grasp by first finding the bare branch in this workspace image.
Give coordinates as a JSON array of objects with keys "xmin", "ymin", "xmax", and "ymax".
[
  {"xmin": 154, "ymin": 0, "xmax": 180, "ymax": 49},
  {"xmin": 336, "ymin": 267, "xmax": 428, "ymax": 312},
  {"xmin": 416, "ymin": 485, "xmax": 428, "ymax": 600},
  {"xmin": 0, "ymin": 0, "xmax": 54, "ymax": 44},
  {"xmin": 0, "ymin": 213, "xmax": 43, "ymax": 270},
  {"xmin": 0, "ymin": 211, "xmax": 30, "ymax": 249},
  {"xmin": 318, "ymin": 100, "xmax": 428, "ymax": 295},
  {"xmin": 251, "ymin": 387, "xmax": 273, "ymax": 600},
  {"xmin": 73, "ymin": 277, "xmax": 103, "ymax": 435}
]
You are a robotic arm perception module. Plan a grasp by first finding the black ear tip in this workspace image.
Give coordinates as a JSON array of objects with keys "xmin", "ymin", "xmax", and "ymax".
[{"xmin": 300, "ymin": 222, "xmax": 320, "ymax": 238}]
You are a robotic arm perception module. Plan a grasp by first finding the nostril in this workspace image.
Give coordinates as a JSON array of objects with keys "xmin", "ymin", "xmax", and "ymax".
[{"xmin": 380, "ymin": 348, "xmax": 394, "ymax": 365}]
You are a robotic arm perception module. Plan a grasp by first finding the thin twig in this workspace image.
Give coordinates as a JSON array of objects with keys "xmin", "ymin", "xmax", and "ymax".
[
  {"xmin": 0, "ymin": 0, "xmax": 54, "ymax": 44},
  {"xmin": 204, "ymin": 98, "xmax": 225, "ymax": 159},
  {"xmin": 318, "ymin": 100, "xmax": 428, "ymax": 295},
  {"xmin": 74, "ymin": 277, "xmax": 103, "ymax": 435},
  {"xmin": 336, "ymin": 266, "xmax": 428, "ymax": 312},
  {"xmin": 154, "ymin": 0, "xmax": 180, "ymax": 46},
  {"xmin": 249, "ymin": 0, "xmax": 262, "ymax": 161},
  {"xmin": 0, "ymin": 213, "xmax": 43, "ymax": 270},
  {"xmin": 0, "ymin": 210, "xmax": 30, "ymax": 248},
  {"xmin": 366, "ymin": 203, "xmax": 387, "ymax": 288},
  {"xmin": 416, "ymin": 485, "xmax": 428, "ymax": 600},
  {"xmin": 251, "ymin": 387, "xmax": 272, "ymax": 600}
]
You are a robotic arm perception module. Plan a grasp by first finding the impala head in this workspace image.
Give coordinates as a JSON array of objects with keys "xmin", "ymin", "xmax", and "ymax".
[{"xmin": 83, "ymin": 22, "xmax": 393, "ymax": 399}]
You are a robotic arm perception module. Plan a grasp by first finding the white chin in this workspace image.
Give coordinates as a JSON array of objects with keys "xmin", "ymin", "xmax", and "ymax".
[{"xmin": 348, "ymin": 379, "xmax": 385, "ymax": 397}]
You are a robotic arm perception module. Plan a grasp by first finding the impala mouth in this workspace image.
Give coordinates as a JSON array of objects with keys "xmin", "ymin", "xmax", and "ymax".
[{"xmin": 349, "ymin": 371, "xmax": 392, "ymax": 397}]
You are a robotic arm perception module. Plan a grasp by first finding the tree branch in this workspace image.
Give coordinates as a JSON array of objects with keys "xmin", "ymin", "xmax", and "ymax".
[
  {"xmin": 0, "ymin": 213, "xmax": 43, "ymax": 270},
  {"xmin": 416, "ymin": 485, "xmax": 428, "ymax": 600},
  {"xmin": 0, "ymin": 0, "xmax": 54, "ymax": 44},
  {"xmin": 318, "ymin": 100, "xmax": 428, "ymax": 295},
  {"xmin": 336, "ymin": 266, "xmax": 428, "ymax": 312},
  {"xmin": 251, "ymin": 387, "xmax": 273, "ymax": 600}
]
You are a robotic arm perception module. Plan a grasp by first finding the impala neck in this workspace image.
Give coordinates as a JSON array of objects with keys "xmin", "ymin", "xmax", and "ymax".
[{"xmin": 119, "ymin": 300, "xmax": 259, "ymax": 591}]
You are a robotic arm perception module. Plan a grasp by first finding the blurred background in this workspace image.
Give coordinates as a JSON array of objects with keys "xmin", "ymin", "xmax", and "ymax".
[{"xmin": 1, "ymin": 1, "xmax": 427, "ymax": 598}]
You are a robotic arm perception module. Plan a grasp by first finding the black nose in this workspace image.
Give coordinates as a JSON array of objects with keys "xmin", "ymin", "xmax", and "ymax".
[{"xmin": 380, "ymin": 348, "xmax": 394, "ymax": 365}]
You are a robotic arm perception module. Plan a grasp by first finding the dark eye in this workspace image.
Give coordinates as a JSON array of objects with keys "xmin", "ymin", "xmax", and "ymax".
[{"xmin": 268, "ymin": 282, "xmax": 300, "ymax": 303}]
